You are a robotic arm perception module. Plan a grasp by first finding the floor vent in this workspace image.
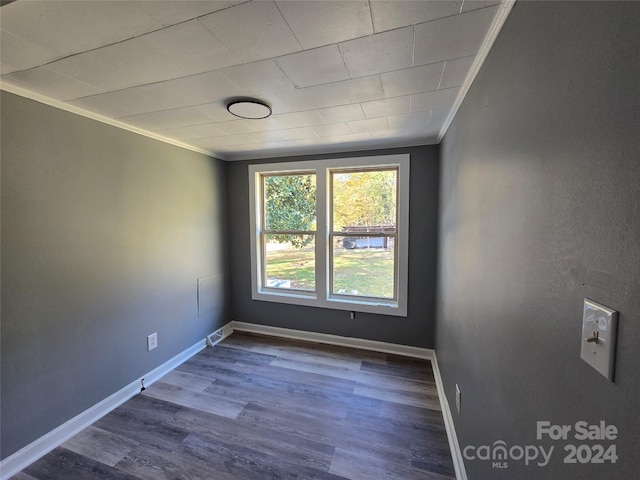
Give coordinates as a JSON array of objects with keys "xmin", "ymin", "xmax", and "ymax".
[{"xmin": 206, "ymin": 327, "xmax": 225, "ymax": 347}]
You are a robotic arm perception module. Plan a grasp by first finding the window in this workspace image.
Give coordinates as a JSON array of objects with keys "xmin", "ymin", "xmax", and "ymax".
[{"xmin": 249, "ymin": 154, "xmax": 409, "ymax": 316}]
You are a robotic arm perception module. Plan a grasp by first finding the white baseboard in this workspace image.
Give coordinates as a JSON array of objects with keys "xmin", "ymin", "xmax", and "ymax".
[
  {"xmin": 2, "ymin": 321, "xmax": 466, "ymax": 480},
  {"xmin": 0, "ymin": 323, "xmax": 232, "ymax": 480},
  {"xmin": 230, "ymin": 321, "xmax": 467, "ymax": 480},
  {"xmin": 430, "ymin": 355, "xmax": 468, "ymax": 480},
  {"xmin": 229, "ymin": 321, "xmax": 434, "ymax": 359}
]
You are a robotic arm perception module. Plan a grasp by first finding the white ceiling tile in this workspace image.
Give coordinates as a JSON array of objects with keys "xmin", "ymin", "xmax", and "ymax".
[
  {"xmin": 149, "ymin": 104, "xmax": 222, "ymax": 127},
  {"xmin": 339, "ymin": 27, "xmax": 413, "ymax": 78},
  {"xmin": 387, "ymin": 111, "xmax": 432, "ymax": 130},
  {"xmin": 193, "ymin": 133, "xmax": 260, "ymax": 148},
  {"xmin": 118, "ymin": 110, "xmax": 195, "ymax": 131},
  {"xmin": 155, "ymin": 123, "xmax": 228, "ymax": 141},
  {"xmin": 133, "ymin": 20, "xmax": 239, "ymax": 77},
  {"xmin": 380, "ymin": 63, "xmax": 444, "ymax": 97},
  {"xmin": 0, "ymin": 29, "xmax": 58, "ymax": 74},
  {"xmin": 277, "ymin": 127, "xmax": 318, "ymax": 141},
  {"xmin": 369, "ymin": 1, "xmax": 462, "ymax": 33},
  {"xmin": 272, "ymin": 132, "xmax": 372, "ymax": 149},
  {"xmin": 199, "ymin": 1, "xmax": 301, "ymax": 63},
  {"xmin": 323, "ymin": 132, "xmax": 373, "ymax": 145},
  {"xmin": 312, "ymin": 123, "xmax": 353, "ymax": 138},
  {"xmin": 131, "ymin": 71, "xmax": 241, "ymax": 109},
  {"xmin": 64, "ymin": 21, "xmax": 239, "ymax": 89},
  {"xmin": 316, "ymin": 104, "xmax": 366, "ymax": 124},
  {"xmin": 369, "ymin": 127, "xmax": 424, "ymax": 140},
  {"xmin": 249, "ymin": 131, "xmax": 288, "ymax": 143},
  {"xmin": 0, "ymin": 1, "xmax": 162, "ymax": 57},
  {"xmin": 211, "ymin": 120, "xmax": 258, "ymax": 135},
  {"xmin": 195, "ymin": 102, "xmax": 238, "ymax": 123},
  {"xmin": 3, "ymin": 67, "xmax": 103, "ymax": 100},
  {"xmin": 276, "ymin": 0, "xmax": 373, "ymax": 49},
  {"xmin": 424, "ymin": 121, "xmax": 443, "ymax": 139},
  {"xmin": 411, "ymin": 88, "xmax": 460, "ymax": 112},
  {"xmin": 237, "ymin": 118, "xmax": 273, "ymax": 133},
  {"xmin": 220, "ymin": 60, "xmax": 295, "ymax": 95},
  {"xmin": 276, "ymin": 46, "xmax": 350, "ymax": 88},
  {"xmin": 276, "ymin": 127, "xmax": 320, "ymax": 142},
  {"xmin": 46, "ymin": 50, "xmax": 144, "ymax": 93},
  {"xmin": 348, "ymin": 117, "xmax": 388, "ymax": 134},
  {"xmin": 270, "ymin": 137, "xmax": 320, "ymax": 147},
  {"xmin": 376, "ymin": 128, "xmax": 439, "ymax": 145},
  {"xmin": 276, "ymin": 76, "xmax": 383, "ymax": 111},
  {"xmin": 269, "ymin": 111, "xmax": 326, "ymax": 130},
  {"xmin": 67, "ymin": 90, "xmax": 166, "ymax": 118},
  {"xmin": 51, "ymin": 41, "xmax": 161, "ymax": 89},
  {"xmin": 462, "ymin": 1, "xmax": 502, "ymax": 13},
  {"xmin": 428, "ymin": 107, "xmax": 451, "ymax": 127},
  {"xmin": 134, "ymin": 1, "xmax": 236, "ymax": 27},
  {"xmin": 361, "ymin": 96, "xmax": 411, "ymax": 118},
  {"xmin": 414, "ymin": 5, "xmax": 500, "ymax": 66},
  {"xmin": 254, "ymin": 93, "xmax": 292, "ymax": 116},
  {"xmin": 1, "ymin": 0, "xmax": 504, "ymax": 159},
  {"xmin": 440, "ymin": 55, "xmax": 475, "ymax": 89}
]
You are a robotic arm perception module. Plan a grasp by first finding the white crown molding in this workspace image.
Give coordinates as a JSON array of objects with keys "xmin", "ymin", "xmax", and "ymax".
[
  {"xmin": 0, "ymin": 82, "xmax": 224, "ymax": 160},
  {"xmin": 0, "ymin": 81, "xmax": 437, "ymax": 164},
  {"xmin": 438, "ymin": 0, "xmax": 516, "ymax": 143},
  {"xmin": 0, "ymin": 324, "xmax": 233, "ymax": 480}
]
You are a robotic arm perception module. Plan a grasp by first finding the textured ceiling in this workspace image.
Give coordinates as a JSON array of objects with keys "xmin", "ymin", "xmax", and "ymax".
[{"xmin": 0, "ymin": 0, "xmax": 510, "ymax": 160}]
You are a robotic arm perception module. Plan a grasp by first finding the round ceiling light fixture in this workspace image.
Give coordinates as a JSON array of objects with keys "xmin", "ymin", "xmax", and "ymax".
[{"xmin": 227, "ymin": 99, "xmax": 272, "ymax": 119}]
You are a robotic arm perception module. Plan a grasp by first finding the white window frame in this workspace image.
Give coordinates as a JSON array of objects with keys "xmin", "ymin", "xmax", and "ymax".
[{"xmin": 249, "ymin": 154, "xmax": 409, "ymax": 317}]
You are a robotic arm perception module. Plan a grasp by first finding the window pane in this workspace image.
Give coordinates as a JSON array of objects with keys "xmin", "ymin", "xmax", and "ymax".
[
  {"xmin": 264, "ymin": 234, "xmax": 315, "ymax": 291},
  {"xmin": 264, "ymin": 174, "xmax": 316, "ymax": 231},
  {"xmin": 332, "ymin": 169, "xmax": 396, "ymax": 231},
  {"xmin": 332, "ymin": 236, "xmax": 395, "ymax": 299}
]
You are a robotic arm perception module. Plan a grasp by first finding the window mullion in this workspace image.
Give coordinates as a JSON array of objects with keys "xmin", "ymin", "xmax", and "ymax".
[
  {"xmin": 249, "ymin": 155, "xmax": 409, "ymax": 316},
  {"xmin": 315, "ymin": 167, "xmax": 328, "ymax": 301}
]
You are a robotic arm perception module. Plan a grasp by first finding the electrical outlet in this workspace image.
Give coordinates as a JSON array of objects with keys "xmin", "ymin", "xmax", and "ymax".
[
  {"xmin": 147, "ymin": 332, "xmax": 158, "ymax": 351},
  {"xmin": 350, "ymin": 311, "xmax": 356, "ymax": 320},
  {"xmin": 455, "ymin": 384, "xmax": 461, "ymax": 414}
]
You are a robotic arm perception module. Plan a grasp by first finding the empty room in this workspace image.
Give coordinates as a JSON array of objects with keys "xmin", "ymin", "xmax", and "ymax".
[{"xmin": 1, "ymin": 1, "xmax": 638, "ymax": 479}]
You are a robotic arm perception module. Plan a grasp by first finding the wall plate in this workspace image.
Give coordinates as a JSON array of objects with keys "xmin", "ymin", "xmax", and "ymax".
[
  {"xmin": 147, "ymin": 332, "xmax": 158, "ymax": 352},
  {"xmin": 580, "ymin": 299, "xmax": 618, "ymax": 381}
]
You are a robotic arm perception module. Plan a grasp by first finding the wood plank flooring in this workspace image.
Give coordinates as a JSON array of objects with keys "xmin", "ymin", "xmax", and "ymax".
[{"xmin": 17, "ymin": 332, "xmax": 455, "ymax": 480}]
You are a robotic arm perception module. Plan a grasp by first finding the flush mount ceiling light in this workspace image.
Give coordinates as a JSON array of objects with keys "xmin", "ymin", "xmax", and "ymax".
[{"xmin": 227, "ymin": 100, "xmax": 272, "ymax": 119}]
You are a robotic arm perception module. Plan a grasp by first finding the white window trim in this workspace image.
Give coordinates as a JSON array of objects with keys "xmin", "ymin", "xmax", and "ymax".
[{"xmin": 249, "ymin": 154, "xmax": 410, "ymax": 317}]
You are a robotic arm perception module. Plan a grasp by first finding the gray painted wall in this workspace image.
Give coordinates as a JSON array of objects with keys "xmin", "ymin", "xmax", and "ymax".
[
  {"xmin": 436, "ymin": 2, "xmax": 640, "ymax": 479},
  {"xmin": 226, "ymin": 146, "xmax": 439, "ymax": 348},
  {"xmin": 1, "ymin": 92, "xmax": 228, "ymax": 459}
]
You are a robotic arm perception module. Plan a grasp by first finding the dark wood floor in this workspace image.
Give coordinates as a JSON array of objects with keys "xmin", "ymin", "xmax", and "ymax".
[{"xmin": 16, "ymin": 332, "xmax": 455, "ymax": 480}]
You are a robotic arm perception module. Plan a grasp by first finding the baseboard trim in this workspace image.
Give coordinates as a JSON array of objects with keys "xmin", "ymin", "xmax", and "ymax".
[
  {"xmin": 0, "ymin": 323, "xmax": 232, "ymax": 480},
  {"xmin": 430, "ymin": 355, "xmax": 468, "ymax": 480},
  {"xmin": 229, "ymin": 321, "xmax": 434, "ymax": 359},
  {"xmin": 2, "ymin": 322, "xmax": 465, "ymax": 480},
  {"xmin": 229, "ymin": 321, "xmax": 466, "ymax": 480}
]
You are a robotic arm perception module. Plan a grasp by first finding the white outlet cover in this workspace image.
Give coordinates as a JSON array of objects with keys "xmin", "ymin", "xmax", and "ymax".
[
  {"xmin": 580, "ymin": 299, "xmax": 617, "ymax": 380},
  {"xmin": 147, "ymin": 332, "xmax": 158, "ymax": 351}
]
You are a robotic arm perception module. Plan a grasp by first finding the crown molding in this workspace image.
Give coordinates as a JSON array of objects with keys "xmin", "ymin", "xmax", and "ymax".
[
  {"xmin": 0, "ymin": 82, "xmax": 223, "ymax": 160},
  {"xmin": 438, "ymin": 0, "xmax": 516, "ymax": 143}
]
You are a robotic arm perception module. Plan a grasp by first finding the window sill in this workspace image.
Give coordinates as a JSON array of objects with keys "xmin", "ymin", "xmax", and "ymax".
[{"xmin": 252, "ymin": 289, "xmax": 407, "ymax": 317}]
